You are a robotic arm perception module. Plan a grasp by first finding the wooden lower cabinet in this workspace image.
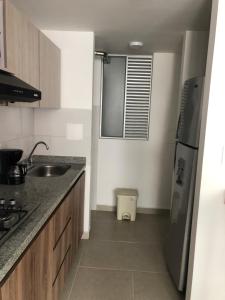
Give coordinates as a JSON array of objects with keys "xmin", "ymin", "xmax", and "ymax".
[
  {"xmin": 53, "ymin": 220, "xmax": 72, "ymax": 282},
  {"xmin": 0, "ymin": 221, "xmax": 53, "ymax": 300},
  {"xmin": 79, "ymin": 173, "xmax": 85, "ymax": 241},
  {"xmin": 0, "ymin": 172, "xmax": 85, "ymax": 300},
  {"xmin": 52, "ymin": 247, "xmax": 72, "ymax": 300},
  {"xmin": 71, "ymin": 172, "xmax": 85, "ymax": 260},
  {"xmin": 52, "ymin": 190, "xmax": 73, "ymax": 246},
  {"xmin": 71, "ymin": 178, "xmax": 80, "ymax": 260}
]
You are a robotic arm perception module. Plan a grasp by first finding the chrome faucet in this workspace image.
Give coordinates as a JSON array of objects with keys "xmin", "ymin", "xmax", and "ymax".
[{"xmin": 27, "ymin": 141, "xmax": 49, "ymax": 165}]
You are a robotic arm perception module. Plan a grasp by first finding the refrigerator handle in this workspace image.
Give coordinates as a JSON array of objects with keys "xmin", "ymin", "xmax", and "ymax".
[
  {"xmin": 174, "ymin": 141, "xmax": 178, "ymax": 169},
  {"xmin": 176, "ymin": 114, "xmax": 181, "ymax": 140}
]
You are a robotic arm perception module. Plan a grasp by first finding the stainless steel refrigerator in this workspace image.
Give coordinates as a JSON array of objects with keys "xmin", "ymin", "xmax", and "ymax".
[{"xmin": 165, "ymin": 77, "xmax": 204, "ymax": 292}]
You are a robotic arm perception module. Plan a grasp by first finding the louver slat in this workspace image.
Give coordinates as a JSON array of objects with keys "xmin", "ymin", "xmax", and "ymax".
[{"xmin": 124, "ymin": 56, "xmax": 152, "ymax": 140}]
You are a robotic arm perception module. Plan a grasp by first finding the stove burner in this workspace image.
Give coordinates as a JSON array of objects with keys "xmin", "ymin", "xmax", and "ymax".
[
  {"xmin": 0, "ymin": 213, "xmax": 11, "ymax": 222},
  {"xmin": 9, "ymin": 199, "xmax": 16, "ymax": 206},
  {"xmin": 0, "ymin": 199, "xmax": 5, "ymax": 205},
  {"xmin": 0, "ymin": 197, "xmax": 39, "ymax": 247}
]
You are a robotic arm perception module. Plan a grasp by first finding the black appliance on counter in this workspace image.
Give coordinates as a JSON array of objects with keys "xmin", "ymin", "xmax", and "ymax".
[
  {"xmin": 0, "ymin": 69, "xmax": 41, "ymax": 103},
  {"xmin": 0, "ymin": 198, "xmax": 39, "ymax": 246},
  {"xmin": 0, "ymin": 149, "xmax": 27, "ymax": 185}
]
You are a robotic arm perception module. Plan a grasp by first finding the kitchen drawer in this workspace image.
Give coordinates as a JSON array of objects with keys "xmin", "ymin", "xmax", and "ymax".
[
  {"xmin": 52, "ymin": 246, "xmax": 72, "ymax": 300},
  {"xmin": 53, "ymin": 219, "xmax": 72, "ymax": 282},
  {"xmin": 52, "ymin": 191, "xmax": 73, "ymax": 246}
]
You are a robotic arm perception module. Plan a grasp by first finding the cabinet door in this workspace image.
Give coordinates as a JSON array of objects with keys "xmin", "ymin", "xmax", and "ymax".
[
  {"xmin": 52, "ymin": 246, "xmax": 72, "ymax": 300},
  {"xmin": 51, "ymin": 189, "xmax": 73, "ymax": 300},
  {"xmin": 52, "ymin": 190, "xmax": 73, "ymax": 246},
  {"xmin": 79, "ymin": 173, "xmax": 85, "ymax": 241},
  {"xmin": 70, "ymin": 173, "xmax": 85, "ymax": 260},
  {"xmin": 4, "ymin": 0, "xmax": 40, "ymax": 108},
  {"xmin": 39, "ymin": 32, "xmax": 61, "ymax": 108},
  {"xmin": 71, "ymin": 180, "xmax": 80, "ymax": 260},
  {"xmin": 0, "ymin": 221, "xmax": 53, "ymax": 300}
]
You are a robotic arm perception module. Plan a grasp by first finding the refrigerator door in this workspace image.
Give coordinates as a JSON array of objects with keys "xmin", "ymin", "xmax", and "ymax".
[
  {"xmin": 165, "ymin": 143, "xmax": 198, "ymax": 291},
  {"xmin": 177, "ymin": 77, "xmax": 204, "ymax": 148}
]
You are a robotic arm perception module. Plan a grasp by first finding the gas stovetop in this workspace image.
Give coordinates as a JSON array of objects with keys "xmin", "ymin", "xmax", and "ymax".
[{"xmin": 0, "ymin": 198, "xmax": 39, "ymax": 247}]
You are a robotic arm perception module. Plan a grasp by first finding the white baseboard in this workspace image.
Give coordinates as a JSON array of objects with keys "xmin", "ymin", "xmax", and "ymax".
[
  {"xmin": 82, "ymin": 231, "xmax": 90, "ymax": 239},
  {"xmin": 96, "ymin": 205, "xmax": 169, "ymax": 215}
]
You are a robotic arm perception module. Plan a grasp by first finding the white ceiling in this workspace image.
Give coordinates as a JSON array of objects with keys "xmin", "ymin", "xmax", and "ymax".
[{"xmin": 12, "ymin": 0, "xmax": 211, "ymax": 54}]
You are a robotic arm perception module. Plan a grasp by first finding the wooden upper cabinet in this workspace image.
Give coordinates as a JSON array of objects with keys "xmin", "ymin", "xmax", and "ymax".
[
  {"xmin": 3, "ymin": 0, "xmax": 40, "ymax": 108},
  {"xmin": 39, "ymin": 31, "xmax": 61, "ymax": 108},
  {"xmin": 1, "ymin": 0, "xmax": 61, "ymax": 108},
  {"xmin": 4, "ymin": 0, "xmax": 39, "ymax": 88}
]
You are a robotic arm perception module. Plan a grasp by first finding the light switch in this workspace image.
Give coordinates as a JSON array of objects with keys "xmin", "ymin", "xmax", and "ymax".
[{"xmin": 66, "ymin": 123, "xmax": 83, "ymax": 141}]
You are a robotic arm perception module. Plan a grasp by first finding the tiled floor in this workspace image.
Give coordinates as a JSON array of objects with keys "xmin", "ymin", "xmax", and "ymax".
[{"xmin": 61, "ymin": 211, "xmax": 184, "ymax": 300}]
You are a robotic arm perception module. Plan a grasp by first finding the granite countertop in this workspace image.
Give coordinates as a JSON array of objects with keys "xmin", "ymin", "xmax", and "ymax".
[{"xmin": 0, "ymin": 155, "xmax": 86, "ymax": 284}]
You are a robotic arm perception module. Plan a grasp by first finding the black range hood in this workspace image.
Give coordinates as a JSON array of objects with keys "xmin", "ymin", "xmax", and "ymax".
[{"xmin": 0, "ymin": 69, "xmax": 41, "ymax": 102}]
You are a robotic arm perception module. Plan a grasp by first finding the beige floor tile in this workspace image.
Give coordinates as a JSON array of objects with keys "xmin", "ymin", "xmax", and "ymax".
[
  {"xmin": 90, "ymin": 220, "xmax": 133, "ymax": 242},
  {"xmin": 80, "ymin": 240, "xmax": 167, "ymax": 272},
  {"xmin": 69, "ymin": 267, "xmax": 132, "ymax": 300},
  {"xmin": 91, "ymin": 211, "xmax": 169, "ymax": 226},
  {"xmin": 135, "ymin": 213, "xmax": 169, "ymax": 224},
  {"xmin": 91, "ymin": 212, "xmax": 169, "ymax": 244},
  {"xmin": 129, "ymin": 222, "xmax": 167, "ymax": 244},
  {"xmin": 91, "ymin": 210, "xmax": 117, "ymax": 223},
  {"xmin": 133, "ymin": 272, "xmax": 184, "ymax": 300},
  {"xmin": 60, "ymin": 212, "xmax": 179, "ymax": 300}
]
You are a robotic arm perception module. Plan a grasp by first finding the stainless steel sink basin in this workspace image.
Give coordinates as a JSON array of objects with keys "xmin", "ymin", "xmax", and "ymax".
[{"xmin": 28, "ymin": 164, "xmax": 71, "ymax": 177}]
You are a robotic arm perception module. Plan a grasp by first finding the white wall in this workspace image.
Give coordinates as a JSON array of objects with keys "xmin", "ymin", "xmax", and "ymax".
[
  {"xmin": 186, "ymin": 0, "xmax": 225, "ymax": 299},
  {"xmin": 90, "ymin": 57, "xmax": 101, "ymax": 210},
  {"xmin": 92, "ymin": 53, "xmax": 180, "ymax": 210},
  {"xmin": 34, "ymin": 31, "xmax": 94, "ymax": 235},
  {"xmin": 0, "ymin": 107, "xmax": 34, "ymax": 156}
]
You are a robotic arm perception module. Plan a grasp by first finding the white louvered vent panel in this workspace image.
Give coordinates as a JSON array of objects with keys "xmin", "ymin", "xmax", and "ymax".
[{"xmin": 124, "ymin": 56, "xmax": 152, "ymax": 140}]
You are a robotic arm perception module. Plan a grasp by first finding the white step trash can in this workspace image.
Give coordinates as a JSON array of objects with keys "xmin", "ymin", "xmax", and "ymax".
[{"xmin": 116, "ymin": 188, "xmax": 138, "ymax": 221}]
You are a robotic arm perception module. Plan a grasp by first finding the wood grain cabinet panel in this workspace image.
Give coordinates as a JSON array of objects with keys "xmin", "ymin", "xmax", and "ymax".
[
  {"xmin": 71, "ymin": 179, "xmax": 80, "ymax": 260},
  {"xmin": 4, "ymin": 0, "xmax": 40, "ymax": 108},
  {"xmin": 53, "ymin": 220, "xmax": 72, "ymax": 282},
  {"xmin": 0, "ymin": 221, "xmax": 53, "ymax": 300},
  {"xmin": 71, "ymin": 172, "xmax": 85, "ymax": 259},
  {"xmin": 52, "ymin": 247, "xmax": 72, "ymax": 300},
  {"xmin": 1, "ymin": 1, "xmax": 61, "ymax": 108},
  {"xmin": 52, "ymin": 190, "xmax": 73, "ymax": 246},
  {"xmin": 79, "ymin": 173, "xmax": 85, "ymax": 241},
  {"xmin": 39, "ymin": 31, "xmax": 61, "ymax": 108}
]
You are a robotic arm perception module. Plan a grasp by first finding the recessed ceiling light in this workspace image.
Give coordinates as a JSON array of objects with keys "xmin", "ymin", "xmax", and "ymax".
[{"xmin": 129, "ymin": 41, "xmax": 144, "ymax": 49}]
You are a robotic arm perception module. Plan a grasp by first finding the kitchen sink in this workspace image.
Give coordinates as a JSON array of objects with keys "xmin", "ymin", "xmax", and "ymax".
[{"xmin": 28, "ymin": 164, "xmax": 71, "ymax": 177}]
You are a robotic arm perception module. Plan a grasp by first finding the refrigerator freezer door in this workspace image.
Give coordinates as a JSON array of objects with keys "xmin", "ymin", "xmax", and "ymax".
[
  {"xmin": 165, "ymin": 143, "xmax": 198, "ymax": 291},
  {"xmin": 177, "ymin": 77, "xmax": 204, "ymax": 148}
]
